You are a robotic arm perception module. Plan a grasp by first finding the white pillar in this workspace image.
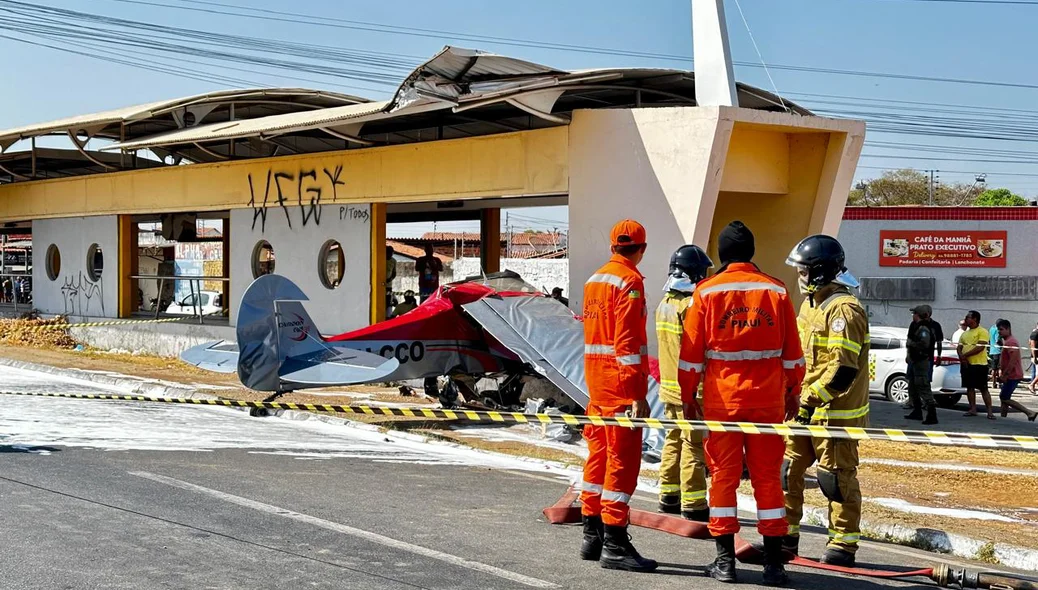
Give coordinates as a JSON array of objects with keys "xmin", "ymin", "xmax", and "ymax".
[{"xmin": 692, "ymin": 0, "xmax": 739, "ymax": 107}]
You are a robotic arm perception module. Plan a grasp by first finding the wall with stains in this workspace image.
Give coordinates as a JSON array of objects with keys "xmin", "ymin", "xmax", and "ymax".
[{"xmin": 32, "ymin": 215, "xmax": 118, "ymax": 319}]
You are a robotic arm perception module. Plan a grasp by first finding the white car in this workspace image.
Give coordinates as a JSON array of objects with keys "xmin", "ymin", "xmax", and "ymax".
[
  {"xmin": 165, "ymin": 290, "xmax": 224, "ymax": 316},
  {"xmin": 868, "ymin": 326, "xmax": 964, "ymax": 408}
]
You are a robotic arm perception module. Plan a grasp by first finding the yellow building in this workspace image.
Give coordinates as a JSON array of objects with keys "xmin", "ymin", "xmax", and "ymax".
[{"xmin": 0, "ymin": 47, "xmax": 863, "ymax": 354}]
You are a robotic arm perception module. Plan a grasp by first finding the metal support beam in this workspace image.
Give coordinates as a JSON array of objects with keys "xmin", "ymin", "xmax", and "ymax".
[
  {"xmin": 317, "ymin": 127, "xmax": 374, "ymax": 146},
  {"xmin": 191, "ymin": 142, "xmax": 229, "ymax": 161},
  {"xmin": 0, "ymin": 164, "xmax": 29, "ymax": 181},
  {"xmin": 66, "ymin": 131, "xmax": 115, "ymax": 170}
]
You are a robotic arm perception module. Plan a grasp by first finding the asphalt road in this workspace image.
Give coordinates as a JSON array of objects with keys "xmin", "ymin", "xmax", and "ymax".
[{"xmin": 0, "ymin": 366, "xmax": 1032, "ymax": 590}]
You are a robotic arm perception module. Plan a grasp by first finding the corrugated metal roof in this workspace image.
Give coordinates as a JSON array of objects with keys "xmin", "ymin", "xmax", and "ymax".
[
  {"xmin": 105, "ymin": 100, "xmax": 391, "ymax": 152},
  {"xmin": 0, "ymin": 88, "xmax": 369, "ymax": 150}
]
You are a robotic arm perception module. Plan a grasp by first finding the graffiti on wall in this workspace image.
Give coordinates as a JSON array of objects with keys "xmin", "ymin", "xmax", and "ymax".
[
  {"xmin": 247, "ymin": 165, "xmax": 346, "ymax": 232},
  {"xmin": 60, "ymin": 271, "xmax": 104, "ymax": 316}
]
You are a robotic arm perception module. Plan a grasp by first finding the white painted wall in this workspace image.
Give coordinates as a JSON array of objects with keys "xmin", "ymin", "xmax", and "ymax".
[
  {"xmin": 230, "ymin": 203, "xmax": 371, "ymax": 334},
  {"xmin": 453, "ymin": 258, "xmax": 569, "ymax": 294},
  {"xmin": 568, "ymin": 107, "xmax": 728, "ymax": 354},
  {"xmin": 33, "ymin": 216, "xmax": 118, "ymax": 319},
  {"xmin": 839, "ymin": 219, "xmax": 1038, "ymax": 335}
]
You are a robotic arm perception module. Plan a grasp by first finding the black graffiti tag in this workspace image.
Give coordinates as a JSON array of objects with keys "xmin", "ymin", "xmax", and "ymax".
[
  {"xmin": 249, "ymin": 165, "xmax": 350, "ymax": 231},
  {"xmin": 298, "ymin": 169, "xmax": 321, "ymax": 226}
]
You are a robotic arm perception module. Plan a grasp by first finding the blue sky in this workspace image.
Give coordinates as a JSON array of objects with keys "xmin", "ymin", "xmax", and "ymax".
[{"xmin": 2, "ymin": 0, "xmax": 1037, "ymax": 235}]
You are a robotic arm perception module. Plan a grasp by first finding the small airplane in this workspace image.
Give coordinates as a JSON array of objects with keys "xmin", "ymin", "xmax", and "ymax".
[{"xmin": 181, "ymin": 270, "xmax": 591, "ymax": 412}]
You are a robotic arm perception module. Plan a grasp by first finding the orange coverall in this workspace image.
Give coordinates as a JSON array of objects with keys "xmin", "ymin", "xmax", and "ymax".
[
  {"xmin": 678, "ymin": 262, "xmax": 805, "ymax": 538},
  {"xmin": 580, "ymin": 254, "xmax": 649, "ymax": 527}
]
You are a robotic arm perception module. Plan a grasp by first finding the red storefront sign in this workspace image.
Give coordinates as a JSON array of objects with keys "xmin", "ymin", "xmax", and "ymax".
[{"xmin": 879, "ymin": 230, "xmax": 1007, "ymax": 268}]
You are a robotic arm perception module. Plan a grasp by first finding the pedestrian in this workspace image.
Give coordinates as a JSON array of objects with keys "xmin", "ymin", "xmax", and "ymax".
[
  {"xmin": 1029, "ymin": 321, "xmax": 1038, "ymax": 395},
  {"xmin": 996, "ymin": 319, "xmax": 1038, "ymax": 421},
  {"xmin": 990, "ymin": 320, "xmax": 1004, "ymax": 390},
  {"xmin": 783, "ymin": 234, "xmax": 870, "ymax": 568},
  {"xmin": 578, "ymin": 219, "xmax": 657, "ymax": 573},
  {"xmin": 905, "ymin": 305, "xmax": 938, "ymax": 425},
  {"xmin": 951, "ymin": 319, "xmax": 967, "ymax": 345},
  {"xmin": 654, "ymin": 244, "xmax": 712, "ymax": 523},
  {"xmin": 550, "ymin": 287, "xmax": 569, "ymax": 307},
  {"xmin": 390, "ymin": 290, "xmax": 418, "ymax": 318},
  {"xmin": 678, "ymin": 221, "xmax": 804, "ymax": 585},
  {"xmin": 959, "ymin": 310, "xmax": 995, "ymax": 419},
  {"xmin": 414, "ymin": 244, "xmax": 443, "ymax": 303}
]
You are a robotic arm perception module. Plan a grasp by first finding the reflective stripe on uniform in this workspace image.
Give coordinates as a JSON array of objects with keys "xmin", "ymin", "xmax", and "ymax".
[
  {"xmin": 698, "ymin": 281, "xmax": 787, "ymax": 297},
  {"xmin": 782, "ymin": 357, "xmax": 806, "ymax": 369},
  {"xmin": 656, "ymin": 321, "xmax": 684, "ymax": 335},
  {"xmin": 705, "ymin": 348, "xmax": 783, "ymax": 361},
  {"xmin": 682, "ymin": 490, "xmax": 707, "ymax": 502},
  {"xmin": 814, "ymin": 336, "xmax": 863, "ymax": 354},
  {"xmin": 582, "ymin": 481, "xmax": 603, "ymax": 494},
  {"xmin": 789, "ymin": 524, "xmax": 801, "ymax": 537},
  {"xmin": 814, "ymin": 404, "xmax": 870, "ymax": 420},
  {"xmin": 660, "ymin": 378, "xmax": 681, "ymax": 390},
  {"xmin": 585, "ymin": 344, "xmax": 616, "ymax": 355},
  {"xmin": 678, "ymin": 360, "xmax": 703, "ymax": 372},
  {"xmin": 659, "ymin": 484, "xmax": 681, "ymax": 494},
  {"xmin": 617, "ymin": 354, "xmax": 642, "ymax": 366},
  {"xmin": 586, "ymin": 273, "xmax": 627, "ymax": 290},
  {"xmin": 757, "ymin": 507, "xmax": 787, "ymax": 520},
  {"xmin": 602, "ymin": 490, "xmax": 632, "ymax": 504},
  {"xmin": 829, "ymin": 530, "xmax": 861, "ymax": 545},
  {"xmin": 809, "ymin": 380, "xmax": 833, "ymax": 402},
  {"xmin": 710, "ymin": 507, "xmax": 738, "ymax": 518}
]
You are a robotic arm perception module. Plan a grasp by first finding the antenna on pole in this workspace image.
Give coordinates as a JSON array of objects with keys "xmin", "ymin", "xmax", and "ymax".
[{"xmin": 692, "ymin": 0, "xmax": 739, "ymax": 107}]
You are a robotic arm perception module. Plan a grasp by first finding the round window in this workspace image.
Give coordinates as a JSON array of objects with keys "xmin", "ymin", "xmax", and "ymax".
[
  {"xmin": 46, "ymin": 244, "xmax": 61, "ymax": 281},
  {"xmin": 251, "ymin": 240, "xmax": 275, "ymax": 279},
  {"xmin": 87, "ymin": 243, "xmax": 104, "ymax": 281},
  {"xmin": 319, "ymin": 240, "xmax": 345, "ymax": 289}
]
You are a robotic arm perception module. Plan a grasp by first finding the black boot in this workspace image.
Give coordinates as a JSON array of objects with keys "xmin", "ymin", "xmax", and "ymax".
[
  {"xmin": 580, "ymin": 515, "xmax": 603, "ymax": 561},
  {"xmin": 762, "ymin": 536, "xmax": 790, "ymax": 586},
  {"xmin": 705, "ymin": 534, "xmax": 737, "ymax": 583},
  {"xmin": 904, "ymin": 407, "xmax": 923, "ymax": 420},
  {"xmin": 600, "ymin": 525, "xmax": 658, "ymax": 572},
  {"xmin": 682, "ymin": 508, "xmax": 710, "ymax": 523},
  {"xmin": 820, "ymin": 547, "xmax": 856, "ymax": 567},
  {"xmin": 922, "ymin": 405, "xmax": 939, "ymax": 425},
  {"xmin": 658, "ymin": 495, "xmax": 681, "ymax": 515},
  {"xmin": 750, "ymin": 535, "xmax": 799, "ymax": 560}
]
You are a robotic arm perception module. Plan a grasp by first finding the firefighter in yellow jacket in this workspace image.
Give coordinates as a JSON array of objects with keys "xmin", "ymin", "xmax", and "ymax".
[
  {"xmin": 783, "ymin": 234, "xmax": 870, "ymax": 568},
  {"xmin": 655, "ymin": 244, "xmax": 713, "ymax": 522}
]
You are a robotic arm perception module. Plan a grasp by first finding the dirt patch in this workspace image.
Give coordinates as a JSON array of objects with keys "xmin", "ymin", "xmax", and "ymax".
[
  {"xmin": 0, "ymin": 318, "xmax": 78, "ymax": 349},
  {"xmin": 860, "ymin": 440, "xmax": 1038, "ymax": 471},
  {"xmin": 859, "ymin": 463, "xmax": 1038, "ymax": 518}
]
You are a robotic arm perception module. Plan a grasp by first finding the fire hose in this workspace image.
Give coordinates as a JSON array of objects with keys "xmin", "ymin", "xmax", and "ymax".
[{"xmin": 542, "ymin": 487, "xmax": 1038, "ymax": 589}]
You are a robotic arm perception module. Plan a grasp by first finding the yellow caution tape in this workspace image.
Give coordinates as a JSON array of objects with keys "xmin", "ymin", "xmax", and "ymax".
[
  {"xmin": 4, "ymin": 391, "xmax": 1037, "ymax": 451},
  {"xmin": 14, "ymin": 316, "xmax": 210, "ymax": 331}
]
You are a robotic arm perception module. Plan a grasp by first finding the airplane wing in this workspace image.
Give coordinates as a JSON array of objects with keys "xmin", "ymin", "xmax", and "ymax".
[
  {"xmin": 461, "ymin": 295, "xmax": 590, "ymax": 409},
  {"xmin": 279, "ymin": 346, "xmax": 399, "ymax": 386},
  {"xmin": 180, "ymin": 340, "xmax": 240, "ymax": 373}
]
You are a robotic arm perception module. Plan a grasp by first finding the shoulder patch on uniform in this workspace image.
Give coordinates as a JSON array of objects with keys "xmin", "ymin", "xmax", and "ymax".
[
  {"xmin": 831, "ymin": 317, "xmax": 847, "ymax": 333},
  {"xmin": 629, "ymin": 290, "xmax": 641, "ymax": 299}
]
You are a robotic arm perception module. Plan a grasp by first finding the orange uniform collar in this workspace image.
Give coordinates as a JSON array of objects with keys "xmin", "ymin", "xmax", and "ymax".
[{"xmin": 609, "ymin": 253, "xmax": 644, "ymax": 279}]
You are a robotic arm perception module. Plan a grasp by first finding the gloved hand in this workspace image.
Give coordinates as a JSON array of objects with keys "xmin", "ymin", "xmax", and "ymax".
[
  {"xmin": 784, "ymin": 393, "xmax": 799, "ymax": 422},
  {"xmin": 794, "ymin": 405, "xmax": 815, "ymax": 425},
  {"xmin": 683, "ymin": 400, "xmax": 702, "ymax": 421}
]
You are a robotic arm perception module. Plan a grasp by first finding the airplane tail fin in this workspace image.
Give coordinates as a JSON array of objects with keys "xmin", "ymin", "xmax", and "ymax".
[
  {"xmin": 236, "ymin": 274, "xmax": 312, "ymax": 391},
  {"xmin": 236, "ymin": 274, "xmax": 398, "ymax": 391}
]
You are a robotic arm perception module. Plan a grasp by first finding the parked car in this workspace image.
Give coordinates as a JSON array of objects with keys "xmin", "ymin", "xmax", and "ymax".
[
  {"xmin": 868, "ymin": 326, "xmax": 964, "ymax": 408},
  {"xmin": 165, "ymin": 290, "xmax": 223, "ymax": 316}
]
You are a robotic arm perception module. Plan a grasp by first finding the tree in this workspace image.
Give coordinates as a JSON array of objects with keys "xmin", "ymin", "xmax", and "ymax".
[
  {"xmin": 973, "ymin": 188, "xmax": 1028, "ymax": 207},
  {"xmin": 849, "ymin": 168, "xmax": 976, "ymax": 206}
]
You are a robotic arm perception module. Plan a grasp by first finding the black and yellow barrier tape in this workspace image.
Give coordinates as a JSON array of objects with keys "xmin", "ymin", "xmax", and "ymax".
[
  {"xmin": 16, "ymin": 317, "xmax": 192, "ymax": 331},
  {"xmin": 4, "ymin": 391, "xmax": 1037, "ymax": 450}
]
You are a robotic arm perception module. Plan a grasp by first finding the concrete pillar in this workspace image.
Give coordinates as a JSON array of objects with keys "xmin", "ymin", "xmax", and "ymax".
[
  {"xmin": 568, "ymin": 106, "xmax": 864, "ymax": 353},
  {"xmin": 692, "ymin": 0, "xmax": 739, "ymax": 107},
  {"xmin": 118, "ymin": 215, "xmax": 138, "ymax": 318},
  {"xmin": 370, "ymin": 203, "xmax": 387, "ymax": 324},
  {"xmin": 480, "ymin": 208, "xmax": 501, "ymax": 274}
]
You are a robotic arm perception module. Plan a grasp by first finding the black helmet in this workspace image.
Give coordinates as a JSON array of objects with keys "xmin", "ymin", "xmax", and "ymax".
[
  {"xmin": 785, "ymin": 235, "xmax": 852, "ymax": 288},
  {"xmin": 669, "ymin": 245, "xmax": 714, "ymax": 282}
]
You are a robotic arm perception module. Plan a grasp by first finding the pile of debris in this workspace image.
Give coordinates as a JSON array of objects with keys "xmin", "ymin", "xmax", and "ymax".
[{"xmin": 0, "ymin": 313, "xmax": 77, "ymax": 349}]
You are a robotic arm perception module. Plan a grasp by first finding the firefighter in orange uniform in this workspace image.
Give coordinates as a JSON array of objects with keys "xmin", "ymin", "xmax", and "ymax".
[
  {"xmin": 578, "ymin": 219, "xmax": 657, "ymax": 573},
  {"xmin": 678, "ymin": 221, "xmax": 805, "ymax": 586}
]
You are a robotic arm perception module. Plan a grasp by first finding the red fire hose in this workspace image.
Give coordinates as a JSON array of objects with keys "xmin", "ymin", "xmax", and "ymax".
[{"xmin": 543, "ymin": 487, "xmax": 1034, "ymax": 589}]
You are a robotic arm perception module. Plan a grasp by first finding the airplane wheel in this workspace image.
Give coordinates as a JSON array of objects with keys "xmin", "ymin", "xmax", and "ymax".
[{"xmin": 249, "ymin": 407, "xmax": 269, "ymax": 417}]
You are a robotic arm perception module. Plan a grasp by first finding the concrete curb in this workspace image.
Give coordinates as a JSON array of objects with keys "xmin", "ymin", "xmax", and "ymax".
[
  {"xmin": 0, "ymin": 357, "xmax": 200, "ymax": 398},
  {"xmin": 798, "ymin": 501, "xmax": 1038, "ymax": 571},
  {"xmin": 3, "ymin": 356, "xmax": 1037, "ymax": 571}
]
